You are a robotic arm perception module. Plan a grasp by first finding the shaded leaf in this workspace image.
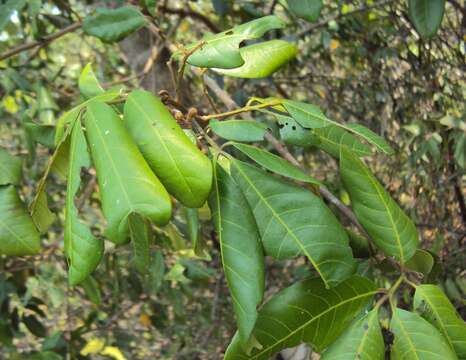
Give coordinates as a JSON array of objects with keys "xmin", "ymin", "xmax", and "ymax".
[
  {"xmin": 277, "ymin": 115, "xmax": 318, "ymax": 147},
  {"xmin": 0, "ymin": 147, "xmax": 22, "ymax": 185},
  {"xmin": 225, "ymin": 276, "xmax": 377, "ymax": 359},
  {"xmin": 213, "ymin": 40, "xmax": 297, "ymax": 78},
  {"xmin": 390, "ymin": 308, "xmax": 457, "ymax": 359},
  {"xmin": 405, "ymin": 249, "xmax": 434, "ymax": 277},
  {"xmin": 124, "ymin": 90, "xmax": 212, "ymax": 208},
  {"xmin": 149, "ymin": 250, "xmax": 165, "ymax": 294},
  {"xmin": 84, "ymin": 101, "xmax": 171, "ymax": 244},
  {"xmin": 414, "ymin": 285, "xmax": 466, "ymax": 358},
  {"xmin": 0, "ymin": 0, "xmax": 27, "ymax": 32},
  {"xmin": 37, "ymin": 86, "xmax": 58, "ymax": 125},
  {"xmin": 340, "ymin": 147, "xmax": 418, "ymax": 263},
  {"xmin": 83, "ymin": 6, "xmax": 145, "ymax": 43},
  {"xmin": 287, "ymin": 0, "xmax": 323, "ymax": 23},
  {"xmin": 23, "ymin": 315, "xmax": 47, "ymax": 338},
  {"xmin": 210, "ymin": 119, "xmax": 268, "ymax": 142},
  {"xmin": 408, "ymin": 0, "xmax": 445, "ymax": 39},
  {"xmin": 24, "ymin": 121, "xmax": 55, "ymax": 149},
  {"xmin": 0, "ymin": 185, "xmax": 41, "ymax": 256},
  {"xmin": 313, "ymin": 125, "xmax": 372, "ymax": 158},
  {"xmin": 232, "ymin": 143, "xmax": 320, "ymax": 185},
  {"xmin": 231, "ymin": 160, "xmax": 356, "ymax": 288},
  {"xmin": 81, "ymin": 276, "xmax": 102, "ymax": 305},
  {"xmin": 64, "ymin": 120, "xmax": 103, "ymax": 286},
  {"xmin": 345, "ymin": 124, "xmax": 394, "ymax": 155},
  {"xmin": 128, "ymin": 213, "xmax": 151, "ymax": 273},
  {"xmin": 209, "ymin": 163, "xmax": 265, "ymax": 348},
  {"xmin": 321, "ymin": 309, "xmax": 384, "ymax": 360},
  {"xmin": 79, "ymin": 63, "xmax": 104, "ymax": 99},
  {"xmin": 186, "ymin": 15, "xmax": 285, "ymax": 69}
]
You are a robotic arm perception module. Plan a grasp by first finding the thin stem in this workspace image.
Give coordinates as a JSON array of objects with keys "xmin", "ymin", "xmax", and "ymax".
[
  {"xmin": 200, "ymin": 101, "xmax": 282, "ymax": 121},
  {"xmin": 175, "ymin": 41, "xmax": 206, "ymax": 102},
  {"xmin": 374, "ymin": 275, "xmax": 405, "ymax": 310}
]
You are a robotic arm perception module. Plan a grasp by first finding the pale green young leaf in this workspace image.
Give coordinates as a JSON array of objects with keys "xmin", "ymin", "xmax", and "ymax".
[
  {"xmin": 231, "ymin": 160, "xmax": 356, "ymax": 288},
  {"xmin": 210, "ymin": 120, "xmax": 268, "ymax": 142},
  {"xmin": 340, "ymin": 147, "xmax": 418, "ymax": 263},
  {"xmin": 225, "ymin": 276, "xmax": 377, "ymax": 360},
  {"xmin": 128, "ymin": 213, "xmax": 151, "ymax": 273},
  {"xmin": 408, "ymin": 0, "xmax": 445, "ymax": 39},
  {"xmin": 79, "ymin": 63, "xmax": 104, "ymax": 99},
  {"xmin": 0, "ymin": 147, "xmax": 22, "ymax": 185}
]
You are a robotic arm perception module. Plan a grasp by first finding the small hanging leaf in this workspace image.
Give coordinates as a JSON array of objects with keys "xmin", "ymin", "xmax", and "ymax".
[
  {"xmin": 414, "ymin": 285, "xmax": 466, "ymax": 358},
  {"xmin": 232, "ymin": 143, "xmax": 321, "ymax": 185},
  {"xmin": 313, "ymin": 125, "xmax": 372, "ymax": 158},
  {"xmin": 213, "ymin": 40, "xmax": 297, "ymax": 78},
  {"xmin": 0, "ymin": 147, "xmax": 22, "ymax": 186},
  {"xmin": 405, "ymin": 249, "xmax": 434, "ymax": 277},
  {"xmin": 84, "ymin": 101, "xmax": 172, "ymax": 244},
  {"xmin": 64, "ymin": 120, "xmax": 103, "ymax": 286},
  {"xmin": 340, "ymin": 147, "xmax": 418, "ymax": 263},
  {"xmin": 321, "ymin": 309, "xmax": 384, "ymax": 360},
  {"xmin": 80, "ymin": 276, "xmax": 102, "ymax": 305},
  {"xmin": 37, "ymin": 86, "xmax": 58, "ymax": 125},
  {"xmin": 184, "ymin": 207, "xmax": 208, "ymax": 258},
  {"xmin": 128, "ymin": 213, "xmax": 151, "ymax": 273},
  {"xmin": 149, "ymin": 250, "xmax": 165, "ymax": 294},
  {"xmin": 0, "ymin": 185, "xmax": 41, "ymax": 256},
  {"xmin": 79, "ymin": 63, "xmax": 104, "ymax": 100},
  {"xmin": 408, "ymin": 0, "xmax": 445, "ymax": 39},
  {"xmin": 225, "ymin": 276, "xmax": 377, "ymax": 359},
  {"xmin": 209, "ymin": 119, "xmax": 268, "ymax": 142},
  {"xmin": 390, "ymin": 308, "xmax": 457, "ymax": 359},
  {"xmin": 185, "ymin": 15, "xmax": 286, "ymax": 69},
  {"xmin": 23, "ymin": 120, "xmax": 56, "ymax": 149},
  {"xmin": 287, "ymin": 0, "xmax": 323, "ymax": 23},
  {"xmin": 82, "ymin": 6, "xmax": 146, "ymax": 43},
  {"xmin": 231, "ymin": 160, "xmax": 356, "ymax": 288}
]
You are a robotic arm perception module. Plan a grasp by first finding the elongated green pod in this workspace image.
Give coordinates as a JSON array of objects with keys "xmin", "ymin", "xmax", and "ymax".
[
  {"xmin": 84, "ymin": 101, "xmax": 171, "ymax": 244},
  {"xmin": 124, "ymin": 90, "xmax": 212, "ymax": 208}
]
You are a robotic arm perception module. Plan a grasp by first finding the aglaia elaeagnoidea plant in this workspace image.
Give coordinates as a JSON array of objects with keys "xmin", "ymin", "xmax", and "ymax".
[{"xmin": 1, "ymin": 12, "xmax": 464, "ymax": 360}]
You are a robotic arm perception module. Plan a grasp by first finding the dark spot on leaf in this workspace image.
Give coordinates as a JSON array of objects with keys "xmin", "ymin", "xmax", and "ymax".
[
  {"xmin": 278, "ymin": 123, "xmax": 284, "ymax": 129},
  {"xmin": 239, "ymin": 40, "xmax": 246, "ymax": 48},
  {"xmin": 225, "ymin": 30, "xmax": 233, "ymax": 35},
  {"xmin": 285, "ymin": 122, "xmax": 289, "ymax": 126},
  {"xmin": 292, "ymin": 126, "xmax": 296, "ymax": 130}
]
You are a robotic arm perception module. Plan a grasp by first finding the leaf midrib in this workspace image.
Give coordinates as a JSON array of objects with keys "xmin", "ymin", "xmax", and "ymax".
[{"xmin": 393, "ymin": 313, "xmax": 421, "ymax": 360}]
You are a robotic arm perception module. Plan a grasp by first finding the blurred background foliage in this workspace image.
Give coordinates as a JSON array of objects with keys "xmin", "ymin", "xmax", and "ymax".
[{"xmin": 0, "ymin": 0, "xmax": 464, "ymax": 359}]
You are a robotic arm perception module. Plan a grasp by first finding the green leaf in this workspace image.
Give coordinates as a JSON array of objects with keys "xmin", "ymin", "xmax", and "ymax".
[
  {"xmin": 84, "ymin": 101, "xmax": 172, "ymax": 244},
  {"xmin": 209, "ymin": 163, "xmax": 265, "ymax": 348},
  {"xmin": 313, "ymin": 125, "xmax": 372, "ymax": 158},
  {"xmin": 287, "ymin": 0, "xmax": 323, "ymax": 23},
  {"xmin": 0, "ymin": 0, "xmax": 27, "ymax": 32},
  {"xmin": 184, "ymin": 207, "xmax": 207, "ymax": 258},
  {"xmin": 225, "ymin": 276, "xmax": 378, "ymax": 359},
  {"xmin": 213, "ymin": 40, "xmax": 297, "ymax": 78},
  {"xmin": 339, "ymin": 147, "xmax": 418, "ymax": 263},
  {"xmin": 64, "ymin": 120, "xmax": 103, "ymax": 286},
  {"xmin": 231, "ymin": 160, "xmax": 356, "ymax": 288},
  {"xmin": 344, "ymin": 124, "xmax": 394, "ymax": 155},
  {"xmin": 80, "ymin": 276, "xmax": 102, "ymax": 305},
  {"xmin": 321, "ymin": 309, "xmax": 384, "ymax": 360},
  {"xmin": 124, "ymin": 90, "xmax": 212, "ymax": 208},
  {"xmin": 390, "ymin": 308, "xmax": 457, "ymax": 360},
  {"xmin": 128, "ymin": 213, "xmax": 151, "ymax": 273},
  {"xmin": 37, "ymin": 86, "xmax": 58, "ymax": 125},
  {"xmin": 186, "ymin": 15, "xmax": 285, "ymax": 69},
  {"xmin": 79, "ymin": 63, "xmax": 104, "ymax": 100},
  {"xmin": 414, "ymin": 285, "xmax": 466, "ymax": 358},
  {"xmin": 0, "ymin": 147, "xmax": 22, "ymax": 185},
  {"xmin": 0, "ymin": 185, "xmax": 41, "ymax": 256},
  {"xmin": 24, "ymin": 121, "xmax": 56, "ymax": 149},
  {"xmin": 82, "ymin": 6, "xmax": 145, "ymax": 43},
  {"xmin": 210, "ymin": 119, "xmax": 268, "ymax": 142},
  {"xmin": 232, "ymin": 143, "xmax": 321, "ymax": 185},
  {"xmin": 276, "ymin": 115, "xmax": 319, "ymax": 147},
  {"xmin": 149, "ymin": 250, "xmax": 165, "ymax": 293},
  {"xmin": 408, "ymin": 0, "xmax": 445, "ymax": 39},
  {"xmin": 405, "ymin": 249, "xmax": 434, "ymax": 277}
]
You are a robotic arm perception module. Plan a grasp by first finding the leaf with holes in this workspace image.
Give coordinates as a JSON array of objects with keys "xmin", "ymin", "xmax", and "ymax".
[
  {"xmin": 408, "ymin": 0, "xmax": 445, "ymax": 39},
  {"xmin": 209, "ymin": 163, "xmax": 264, "ymax": 348},
  {"xmin": 0, "ymin": 185, "xmax": 40, "ymax": 256},
  {"xmin": 84, "ymin": 101, "xmax": 171, "ymax": 244},
  {"xmin": 277, "ymin": 115, "xmax": 318, "ymax": 147},
  {"xmin": 185, "ymin": 15, "xmax": 285, "ymax": 69},
  {"xmin": 340, "ymin": 147, "xmax": 418, "ymax": 263},
  {"xmin": 287, "ymin": 0, "xmax": 323, "ymax": 23},
  {"xmin": 210, "ymin": 119, "xmax": 268, "ymax": 142},
  {"xmin": 321, "ymin": 309, "xmax": 384, "ymax": 360},
  {"xmin": 213, "ymin": 40, "xmax": 297, "ymax": 78},
  {"xmin": 414, "ymin": 285, "xmax": 466, "ymax": 358},
  {"xmin": 64, "ymin": 120, "xmax": 103, "ymax": 286},
  {"xmin": 390, "ymin": 308, "xmax": 457, "ymax": 359},
  {"xmin": 225, "ymin": 275, "xmax": 377, "ymax": 360},
  {"xmin": 231, "ymin": 160, "xmax": 356, "ymax": 288},
  {"xmin": 0, "ymin": 147, "xmax": 22, "ymax": 185},
  {"xmin": 124, "ymin": 90, "xmax": 212, "ymax": 208}
]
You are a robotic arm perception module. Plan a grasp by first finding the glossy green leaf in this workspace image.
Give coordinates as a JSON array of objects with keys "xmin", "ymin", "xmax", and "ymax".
[
  {"xmin": 64, "ymin": 120, "xmax": 103, "ymax": 286},
  {"xmin": 321, "ymin": 309, "xmax": 384, "ymax": 360},
  {"xmin": 0, "ymin": 185, "xmax": 41, "ymax": 256},
  {"xmin": 186, "ymin": 15, "xmax": 285, "ymax": 69},
  {"xmin": 313, "ymin": 126, "xmax": 372, "ymax": 158},
  {"xmin": 213, "ymin": 40, "xmax": 297, "ymax": 78},
  {"xmin": 0, "ymin": 147, "xmax": 22, "ymax": 185},
  {"xmin": 209, "ymin": 163, "xmax": 264, "ymax": 348},
  {"xmin": 210, "ymin": 119, "xmax": 268, "ymax": 142},
  {"xmin": 345, "ymin": 124, "xmax": 394, "ymax": 155},
  {"xmin": 82, "ymin": 6, "xmax": 145, "ymax": 43},
  {"xmin": 231, "ymin": 160, "xmax": 356, "ymax": 288},
  {"xmin": 0, "ymin": 0, "xmax": 27, "ymax": 32},
  {"xmin": 124, "ymin": 90, "xmax": 212, "ymax": 208},
  {"xmin": 390, "ymin": 308, "xmax": 457, "ymax": 360},
  {"xmin": 128, "ymin": 213, "xmax": 151, "ymax": 273},
  {"xmin": 232, "ymin": 143, "xmax": 321, "ymax": 185},
  {"xmin": 405, "ymin": 249, "xmax": 434, "ymax": 277},
  {"xmin": 225, "ymin": 276, "xmax": 377, "ymax": 359},
  {"xmin": 340, "ymin": 148, "xmax": 418, "ymax": 263},
  {"xmin": 414, "ymin": 285, "xmax": 466, "ymax": 358},
  {"xmin": 79, "ymin": 63, "xmax": 104, "ymax": 99},
  {"xmin": 408, "ymin": 0, "xmax": 445, "ymax": 39},
  {"xmin": 287, "ymin": 0, "xmax": 323, "ymax": 23},
  {"xmin": 84, "ymin": 101, "xmax": 172, "ymax": 244}
]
